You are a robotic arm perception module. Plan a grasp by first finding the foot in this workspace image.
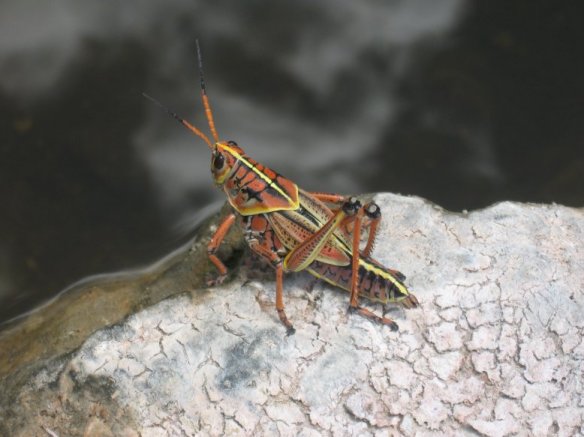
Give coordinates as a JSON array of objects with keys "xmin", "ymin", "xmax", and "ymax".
[
  {"xmin": 206, "ymin": 274, "xmax": 227, "ymax": 287},
  {"xmin": 277, "ymin": 308, "xmax": 295, "ymax": 335},
  {"xmin": 348, "ymin": 305, "xmax": 399, "ymax": 331}
]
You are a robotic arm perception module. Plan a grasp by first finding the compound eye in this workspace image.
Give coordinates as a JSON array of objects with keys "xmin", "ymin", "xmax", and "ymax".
[
  {"xmin": 213, "ymin": 153, "xmax": 225, "ymax": 170},
  {"xmin": 227, "ymin": 140, "xmax": 238, "ymax": 146}
]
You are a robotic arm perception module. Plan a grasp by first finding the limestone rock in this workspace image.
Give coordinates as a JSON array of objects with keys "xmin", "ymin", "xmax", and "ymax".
[{"xmin": 1, "ymin": 194, "xmax": 583, "ymax": 436}]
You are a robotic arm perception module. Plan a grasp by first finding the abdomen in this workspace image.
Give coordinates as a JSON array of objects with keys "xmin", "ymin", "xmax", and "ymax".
[{"xmin": 307, "ymin": 256, "xmax": 418, "ymax": 307}]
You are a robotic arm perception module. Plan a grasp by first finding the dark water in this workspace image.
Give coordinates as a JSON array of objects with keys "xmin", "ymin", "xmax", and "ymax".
[{"xmin": 1, "ymin": 0, "xmax": 583, "ymax": 324}]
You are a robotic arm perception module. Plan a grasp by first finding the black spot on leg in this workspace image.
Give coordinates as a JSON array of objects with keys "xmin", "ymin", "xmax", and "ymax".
[
  {"xmin": 342, "ymin": 198, "xmax": 362, "ymax": 215},
  {"xmin": 365, "ymin": 202, "xmax": 381, "ymax": 219}
]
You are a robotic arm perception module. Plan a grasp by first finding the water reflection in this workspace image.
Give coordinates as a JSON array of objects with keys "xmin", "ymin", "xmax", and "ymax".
[{"xmin": 0, "ymin": 0, "xmax": 582, "ymax": 324}]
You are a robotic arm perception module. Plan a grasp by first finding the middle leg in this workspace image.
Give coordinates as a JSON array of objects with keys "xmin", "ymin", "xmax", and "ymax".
[{"xmin": 242, "ymin": 215, "xmax": 295, "ymax": 334}]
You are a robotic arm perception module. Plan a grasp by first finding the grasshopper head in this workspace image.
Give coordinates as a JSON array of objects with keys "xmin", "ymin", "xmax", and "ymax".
[
  {"xmin": 144, "ymin": 43, "xmax": 252, "ymax": 192},
  {"xmin": 211, "ymin": 140, "xmax": 244, "ymax": 186}
]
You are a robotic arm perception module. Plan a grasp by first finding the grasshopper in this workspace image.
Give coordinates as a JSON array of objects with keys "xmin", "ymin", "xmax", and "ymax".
[{"xmin": 145, "ymin": 41, "xmax": 419, "ymax": 334}]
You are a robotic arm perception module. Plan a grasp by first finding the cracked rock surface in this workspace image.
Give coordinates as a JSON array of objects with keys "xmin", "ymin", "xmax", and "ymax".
[{"xmin": 1, "ymin": 194, "xmax": 583, "ymax": 436}]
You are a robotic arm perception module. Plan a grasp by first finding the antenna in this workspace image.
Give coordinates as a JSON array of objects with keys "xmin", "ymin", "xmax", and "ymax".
[
  {"xmin": 196, "ymin": 39, "xmax": 219, "ymax": 143},
  {"xmin": 142, "ymin": 92, "xmax": 212, "ymax": 148}
]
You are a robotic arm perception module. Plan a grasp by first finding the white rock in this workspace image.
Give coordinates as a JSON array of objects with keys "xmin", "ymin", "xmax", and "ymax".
[
  {"xmin": 424, "ymin": 322, "xmax": 463, "ymax": 352},
  {"xmin": 428, "ymin": 350, "xmax": 462, "ymax": 380},
  {"xmin": 1, "ymin": 194, "xmax": 583, "ymax": 436}
]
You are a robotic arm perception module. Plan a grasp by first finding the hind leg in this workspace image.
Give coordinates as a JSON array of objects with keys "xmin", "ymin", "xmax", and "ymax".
[
  {"xmin": 336, "ymin": 199, "xmax": 400, "ymax": 329},
  {"xmin": 309, "ymin": 192, "xmax": 386, "ymax": 262}
]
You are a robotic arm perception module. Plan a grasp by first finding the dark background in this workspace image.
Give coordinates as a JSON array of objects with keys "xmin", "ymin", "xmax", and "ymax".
[{"xmin": 1, "ymin": 0, "xmax": 583, "ymax": 324}]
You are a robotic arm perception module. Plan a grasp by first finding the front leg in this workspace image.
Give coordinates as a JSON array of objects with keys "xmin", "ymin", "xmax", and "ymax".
[{"xmin": 207, "ymin": 213, "xmax": 237, "ymax": 285}]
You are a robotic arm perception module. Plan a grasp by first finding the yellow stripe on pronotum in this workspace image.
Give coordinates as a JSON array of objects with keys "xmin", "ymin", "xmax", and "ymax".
[{"xmin": 222, "ymin": 144, "xmax": 299, "ymax": 208}]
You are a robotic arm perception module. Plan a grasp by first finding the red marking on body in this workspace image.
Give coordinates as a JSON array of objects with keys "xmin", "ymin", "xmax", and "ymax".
[
  {"xmin": 249, "ymin": 215, "xmax": 269, "ymax": 232},
  {"xmin": 263, "ymin": 168, "xmax": 277, "ymax": 180}
]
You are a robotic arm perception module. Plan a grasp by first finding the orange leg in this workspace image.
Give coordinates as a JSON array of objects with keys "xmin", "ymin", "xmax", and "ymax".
[
  {"xmin": 247, "ymin": 232, "xmax": 295, "ymax": 334},
  {"xmin": 341, "ymin": 200, "xmax": 383, "ymax": 259},
  {"xmin": 362, "ymin": 202, "xmax": 381, "ymax": 258},
  {"xmin": 309, "ymin": 191, "xmax": 346, "ymax": 204},
  {"xmin": 207, "ymin": 213, "xmax": 237, "ymax": 285},
  {"xmin": 349, "ymin": 306, "xmax": 398, "ymax": 331},
  {"xmin": 275, "ymin": 263, "xmax": 295, "ymax": 335},
  {"xmin": 310, "ymin": 192, "xmax": 382, "ymax": 259},
  {"xmin": 359, "ymin": 202, "xmax": 405, "ymax": 281},
  {"xmin": 342, "ymin": 201, "xmax": 399, "ymax": 330}
]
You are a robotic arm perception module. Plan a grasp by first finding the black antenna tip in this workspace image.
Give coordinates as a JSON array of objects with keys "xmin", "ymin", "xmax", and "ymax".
[
  {"xmin": 195, "ymin": 39, "xmax": 206, "ymax": 94},
  {"xmin": 142, "ymin": 92, "xmax": 183, "ymax": 123}
]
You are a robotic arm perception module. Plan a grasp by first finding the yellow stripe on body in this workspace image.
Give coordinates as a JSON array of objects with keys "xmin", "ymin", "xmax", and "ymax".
[
  {"xmin": 222, "ymin": 144, "xmax": 299, "ymax": 208},
  {"xmin": 326, "ymin": 241, "xmax": 410, "ymax": 297},
  {"xmin": 357, "ymin": 258, "xmax": 409, "ymax": 297},
  {"xmin": 307, "ymin": 255, "xmax": 409, "ymax": 300},
  {"xmin": 307, "ymin": 268, "xmax": 340, "ymax": 287},
  {"xmin": 308, "ymin": 257, "xmax": 410, "ymax": 302}
]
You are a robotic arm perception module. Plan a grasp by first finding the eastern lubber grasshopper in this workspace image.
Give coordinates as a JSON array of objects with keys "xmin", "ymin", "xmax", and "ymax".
[{"xmin": 145, "ymin": 41, "xmax": 419, "ymax": 334}]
